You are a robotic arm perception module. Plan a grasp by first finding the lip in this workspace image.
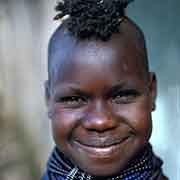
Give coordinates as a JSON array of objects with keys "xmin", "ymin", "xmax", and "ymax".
[{"xmin": 73, "ymin": 136, "xmax": 130, "ymax": 157}]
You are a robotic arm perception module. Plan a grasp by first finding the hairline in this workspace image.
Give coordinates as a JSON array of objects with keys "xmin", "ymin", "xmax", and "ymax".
[{"xmin": 48, "ymin": 18, "xmax": 149, "ymax": 84}]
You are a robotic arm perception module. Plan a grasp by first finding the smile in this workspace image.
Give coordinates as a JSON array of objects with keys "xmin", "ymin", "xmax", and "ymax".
[{"xmin": 73, "ymin": 136, "xmax": 130, "ymax": 157}]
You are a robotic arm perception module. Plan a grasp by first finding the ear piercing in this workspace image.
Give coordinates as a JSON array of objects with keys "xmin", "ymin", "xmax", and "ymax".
[{"xmin": 152, "ymin": 103, "xmax": 156, "ymax": 111}]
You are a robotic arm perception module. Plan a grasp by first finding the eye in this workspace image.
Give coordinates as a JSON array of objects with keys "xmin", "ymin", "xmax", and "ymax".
[
  {"xmin": 111, "ymin": 89, "xmax": 140, "ymax": 104},
  {"xmin": 57, "ymin": 96, "xmax": 88, "ymax": 108}
]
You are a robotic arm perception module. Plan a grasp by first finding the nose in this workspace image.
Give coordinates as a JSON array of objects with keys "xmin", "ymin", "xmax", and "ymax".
[{"xmin": 82, "ymin": 100, "xmax": 118, "ymax": 132}]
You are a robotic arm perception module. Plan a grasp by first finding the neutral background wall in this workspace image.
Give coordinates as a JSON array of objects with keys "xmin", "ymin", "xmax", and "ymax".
[{"xmin": 0, "ymin": 0, "xmax": 179, "ymax": 179}]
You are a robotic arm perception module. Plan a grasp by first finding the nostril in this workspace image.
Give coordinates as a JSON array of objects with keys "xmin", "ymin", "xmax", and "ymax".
[
  {"xmin": 82, "ymin": 100, "xmax": 118, "ymax": 132},
  {"xmin": 82, "ymin": 113, "xmax": 118, "ymax": 132}
]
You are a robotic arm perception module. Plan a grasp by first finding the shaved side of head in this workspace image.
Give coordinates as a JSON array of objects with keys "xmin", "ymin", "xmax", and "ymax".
[{"xmin": 48, "ymin": 17, "xmax": 149, "ymax": 84}]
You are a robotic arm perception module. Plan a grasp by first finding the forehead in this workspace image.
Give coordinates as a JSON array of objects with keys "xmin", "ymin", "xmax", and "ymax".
[{"xmin": 49, "ymin": 32, "xmax": 147, "ymax": 85}]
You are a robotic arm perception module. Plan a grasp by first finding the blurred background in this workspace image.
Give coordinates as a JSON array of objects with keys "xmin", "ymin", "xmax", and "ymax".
[{"xmin": 0, "ymin": 0, "xmax": 179, "ymax": 179}]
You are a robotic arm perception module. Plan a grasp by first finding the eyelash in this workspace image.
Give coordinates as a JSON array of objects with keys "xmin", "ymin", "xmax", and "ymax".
[
  {"xmin": 111, "ymin": 90, "xmax": 140, "ymax": 104},
  {"xmin": 57, "ymin": 96, "xmax": 88, "ymax": 107},
  {"xmin": 55, "ymin": 89, "xmax": 140, "ymax": 107}
]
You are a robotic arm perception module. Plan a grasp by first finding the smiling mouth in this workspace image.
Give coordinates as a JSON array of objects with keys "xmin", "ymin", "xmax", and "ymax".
[{"xmin": 73, "ymin": 136, "xmax": 130, "ymax": 156}]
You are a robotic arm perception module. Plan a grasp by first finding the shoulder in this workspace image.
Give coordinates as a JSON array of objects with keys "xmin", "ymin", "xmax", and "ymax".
[
  {"xmin": 41, "ymin": 173, "xmax": 49, "ymax": 180},
  {"xmin": 158, "ymin": 174, "xmax": 169, "ymax": 180},
  {"xmin": 151, "ymin": 171, "xmax": 169, "ymax": 180},
  {"xmin": 41, "ymin": 172, "xmax": 66, "ymax": 180},
  {"xmin": 155, "ymin": 167, "xmax": 169, "ymax": 180}
]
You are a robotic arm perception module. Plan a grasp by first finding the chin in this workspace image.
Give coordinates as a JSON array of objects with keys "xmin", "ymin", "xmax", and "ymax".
[
  {"xmin": 68, "ymin": 137, "xmax": 149, "ymax": 177},
  {"xmin": 70, "ymin": 145, "xmax": 136, "ymax": 177},
  {"xmin": 82, "ymin": 163, "xmax": 129, "ymax": 177}
]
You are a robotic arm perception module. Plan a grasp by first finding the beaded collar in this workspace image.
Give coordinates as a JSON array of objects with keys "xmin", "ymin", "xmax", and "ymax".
[{"xmin": 42, "ymin": 144, "xmax": 163, "ymax": 180}]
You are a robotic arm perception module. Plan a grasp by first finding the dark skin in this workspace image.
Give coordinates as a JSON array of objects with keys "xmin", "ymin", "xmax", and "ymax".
[{"xmin": 45, "ymin": 19, "xmax": 157, "ymax": 177}]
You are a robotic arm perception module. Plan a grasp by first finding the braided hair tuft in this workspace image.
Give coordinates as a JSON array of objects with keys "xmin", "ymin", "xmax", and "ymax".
[{"xmin": 54, "ymin": 0, "xmax": 134, "ymax": 40}]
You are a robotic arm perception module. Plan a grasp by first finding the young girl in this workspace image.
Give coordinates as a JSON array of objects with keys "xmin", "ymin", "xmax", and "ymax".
[{"xmin": 42, "ymin": 0, "xmax": 168, "ymax": 179}]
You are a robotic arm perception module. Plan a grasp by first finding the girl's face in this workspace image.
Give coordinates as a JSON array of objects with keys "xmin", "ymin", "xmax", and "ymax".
[{"xmin": 46, "ymin": 34, "xmax": 156, "ymax": 177}]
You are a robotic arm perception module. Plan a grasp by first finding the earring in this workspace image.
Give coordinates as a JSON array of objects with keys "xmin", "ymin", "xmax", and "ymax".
[
  {"xmin": 152, "ymin": 103, "xmax": 156, "ymax": 111},
  {"xmin": 48, "ymin": 110, "xmax": 54, "ymax": 119}
]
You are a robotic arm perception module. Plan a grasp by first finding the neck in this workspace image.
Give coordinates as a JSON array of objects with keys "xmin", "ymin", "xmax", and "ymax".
[{"xmin": 44, "ymin": 143, "xmax": 163, "ymax": 180}]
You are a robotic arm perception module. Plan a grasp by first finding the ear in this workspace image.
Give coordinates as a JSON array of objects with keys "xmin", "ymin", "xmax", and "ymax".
[
  {"xmin": 44, "ymin": 80, "xmax": 50, "ymax": 106},
  {"xmin": 148, "ymin": 72, "xmax": 157, "ymax": 111}
]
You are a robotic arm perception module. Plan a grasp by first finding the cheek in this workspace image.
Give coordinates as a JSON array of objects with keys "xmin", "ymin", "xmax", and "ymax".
[
  {"xmin": 48, "ymin": 104, "xmax": 82, "ymax": 146},
  {"xmin": 115, "ymin": 99, "xmax": 152, "ymax": 140}
]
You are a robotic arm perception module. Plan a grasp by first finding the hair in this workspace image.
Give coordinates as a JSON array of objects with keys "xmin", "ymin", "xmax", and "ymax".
[
  {"xmin": 48, "ymin": 0, "xmax": 149, "ymax": 83},
  {"xmin": 54, "ymin": 0, "xmax": 134, "ymax": 41}
]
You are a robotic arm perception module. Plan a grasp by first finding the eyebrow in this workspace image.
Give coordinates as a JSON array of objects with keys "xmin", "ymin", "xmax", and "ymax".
[
  {"xmin": 105, "ymin": 82, "xmax": 140, "ymax": 96},
  {"xmin": 52, "ymin": 83, "xmax": 92, "ymax": 97},
  {"xmin": 52, "ymin": 80, "xmax": 143, "ymax": 99}
]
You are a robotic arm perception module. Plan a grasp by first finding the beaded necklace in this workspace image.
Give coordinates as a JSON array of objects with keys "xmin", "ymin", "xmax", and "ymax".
[{"xmin": 42, "ymin": 144, "xmax": 164, "ymax": 180}]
